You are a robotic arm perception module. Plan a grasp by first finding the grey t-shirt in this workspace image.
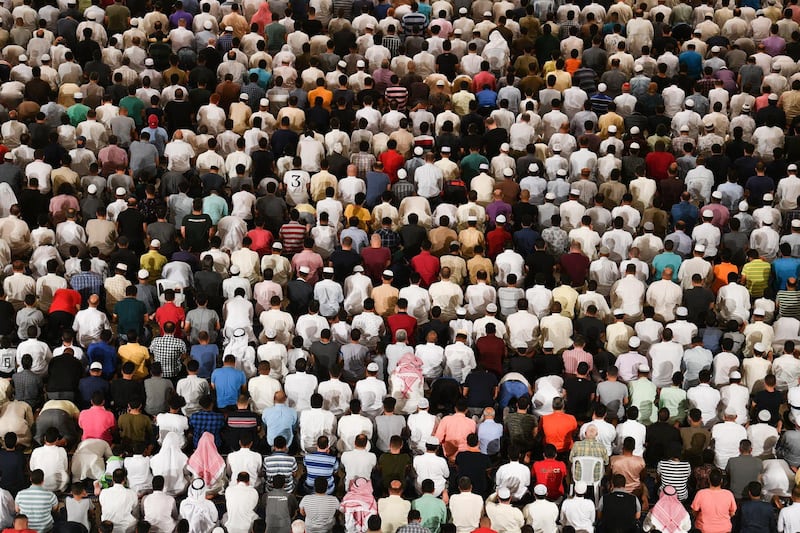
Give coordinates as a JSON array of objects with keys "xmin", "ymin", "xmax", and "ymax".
[
  {"xmin": 596, "ymin": 380, "xmax": 629, "ymax": 419},
  {"xmin": 299, "ymin": 494, "xmax": 339, "ymax": 533},
  {"xmin": 65, "ymin": 496, "xmax": 94, "ymax": 531},
  {"xmin": 144, "ymin": 376, "xmax": 175, "ymax": 416},
  {"xmin": 129, "ymin": 140, "xmax": 159, "ymax": 175}
]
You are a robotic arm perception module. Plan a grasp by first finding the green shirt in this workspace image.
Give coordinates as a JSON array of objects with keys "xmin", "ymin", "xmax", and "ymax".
[
  {"xmin": 412, "ymin": 494, "xmax": 447, "ymax": 533},
  {"xmin": 265, "ymin": 22, "xmax": 287, "ymax": 54},
  {"xmin": 628, "ymin": 378, "xmax": 657, "ymax": 425},
  {"xmin": 742, "ymin": 258, "xmax": 772, "ymax": 297},
  {"xmin": 659, "ymin": 386, "xmax": 688, "ymax": 424},
  {"xmin": 67, "ymin": 103, "xmax": 90, "ymax": 127},
  {"xmin": 460, "ymin": 152, "xmax": 489, "ymax": 184},
  {"xmin": 114, "ymin": 297, "xmax": 147, "ymax": 336},
  {"xmin": 377, "ymin": 452, "xmax": 411, "ymax": 492},
  {"xmin": 105, "ymin": 3, "xmax": 130, "ymax": 33},
  {"xmin": 120, "ymin": 96, "xmax": 145, "ymax": 128}
]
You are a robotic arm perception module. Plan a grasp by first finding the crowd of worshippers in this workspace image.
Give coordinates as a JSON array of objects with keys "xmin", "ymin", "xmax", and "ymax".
[{"xmin": 7, "ymin": 0, "xmax": 800, "ymax": 531}]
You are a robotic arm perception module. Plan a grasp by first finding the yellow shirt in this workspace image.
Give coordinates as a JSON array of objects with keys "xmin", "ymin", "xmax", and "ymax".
[
  {"xmin": 140, "ymin": 250, "xmax": 168, "ymax": 283},
  {"xmin": 118, "ymin": 343, "xmax": 151, "ymax": 380}
]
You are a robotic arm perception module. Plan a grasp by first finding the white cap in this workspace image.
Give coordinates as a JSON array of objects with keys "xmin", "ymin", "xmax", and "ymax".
[
  {"xmin": 116, "ymin": 263, "xmax": 127, "ymax": 272},
  {"xmin": 467, "ymin": 215, "xmax": 477, "ymax": 222},
  {"xmin": 685, "ymin": 100, "xmax": 694, "ymax": 108},
  {"xmin": 739, "ymin": 201, "xmax": 749, "ymax": 211},
  {"xmin": 742, "ymin": 103, "xmax": 751, "ymax": 111},
  {"xmin": 459, "ymin": 7, "xmax": 467, "ymax": 14},
  {"xmin": 613, "ymin": 308, "xmax": 625, "ymax": 316},
  {"xmin": 702, "ymin": 209, "xmax": 714, "ymax": 218},
  {"xmin": 754, "ymin": 342, "xmax": 766, "ymax": 352},
  {"xmin": 356, "ymin": 59, "xmax": 366, "ymax": 68},
  {"xmin": 441, "ymin": 146, "xmax": 451, "ymax": 153},
  {"xmin": 542, "ymin": 341, "xmax": 555, "ymax": 349},
  {"xmin": 265, "ymin": 328, "xmax": 277, "ymax": 338},
  {"xmin": 414, "ymin": 146, "xmax": 424, "ymax": 156},
  {"xmin": 397, "ymin": 168, "xmax": 407, "ymax": 180},
  {"xmin": 18, "ymin": 55, "xmax": 26, "ymax": 62},
  {"xmin": 643, "ymin": 222, "xmax": 654, "ymax": 231},
  {"xmin": 545, "ymin": 192, "xmax": 556, "ymax": 200},
  {"xmin": 137, "ymin": 269, "xmax": 149, "ymax": 279},
  {"xmin": 366, "ymin": 362, "xmax": 379, "ymax": 372},
  {"xmin": 676, "ymin": 306, "xmax": 688, "ymax": 317},
  {"xmin": 529, "ymin": 163, "xmax": 539, "ymax": 173},
  {"xmin": 628, "ymin": 336, "xmax": 641, "ymax": 348},
  {"xmin": 552, "ymin": 144, "xmax": 562, "ymax": 152},
  {"xmin": 790, "ymin": 164, "xmax": 798, "ymax": 171},
  {"xmin": 337, "ymin": 60, "xmax": 347, "ymax": 68},
  {"xmin": 130, "ymin": 17, "xmax": 139, "ymax": 26},
  {"xmin": 203, "ymin": 20, "xmax": 212, "ymax": 30},
  {"xmin": 479, "ymin": 163, "xmax": 489, "ymax": 170},
  {"xmin": 495, "ymin": 215, "xmax": 506, "ymax": 224},
  {"xmin": 365, "ymin": 22, "xmax": 375, "ymax": 29},
  {"xmin": 711, "ymin": 45, "xmax": 721, "ymax": 53},
  {"xmin": 115, "ymin": 186, "xmax": 126, "ymax": 196},
  {"xmin": 759, "ymin": 409, "xmax": 771, "ymax": 422},
  {"xmin": 680, "ymin": 125, "xmax": 690, "ymax": 132},
  {"xmin": 454, "ymin": 28, "xmax": 462, "ymax": 34},
  {"xmin": 712, "ymin": 191, "xmax": 723, "ymax": 199},
  {"xmin": 486, "ymin": 303, "xmax": 498, "ymax": 313},
  {"xmin": 630, "ymin": 142, "xmax": 640, "ymax": 149},
  {"xmin": 705, "ymin": 122, "xmax": 715, "ymax": 130},
  {"xmin": 770, "ymin": 93, "xmax": 779, "ymax": 101},
  {"xmin": 793, "ymin": 219, "xmax": 800, "ymax": 229},
  {"xmin": 3, "ymin": 153, "xmax": 12, "ymax": 161},
  {"xmin": 456, "ymin": 306, "xmax": 467, "ymax": 315},
  {"xmin": 694, "ymin": 243, "xmax": 706, "ymax": 252},
  {"xmin": 754, "ymin": 308, "xmax": 766, "ymax": 317},
  {"xmin": 608, "ymin": 125, "xmax": 617, "ymax": 133},
  {"xmin": 74, "ymin": 92, "xmax": 84, "ymax": 99},
  {"xmin": 426, "ymin": 436, "xmax": 440, "ymax": 446},
  {"xmin": 598, "ymin": 83, "xmax": 607, "ymax": 92},
  {"xmin": 299, "ymin": 265, "xmax": 310, "ymax": 274},
  {"xmin": 483, "ymin": 10, "xmax": 492, "ymax": 16},
  {"xmin": 233, "ymin": 328, "xmax": 246, "ymax": 337},
  {"xmin": 763, "ymin": 214, "xmax": 774, "ymax": 225},
  {"xmin": 634, "ymin": 64, "xmax": 643, "ymax": 72},
  {"xmin": 418, "ymin": 398, "xmax": 429, "ymax": 408},
  {"xmin": 225, "ymin": 25, "xmax": 234, "ymax": 31},
  {"xmin": 557, "ymin": 169, "xmax": 568, "ymax": 177},
  {"xmin": 502, "ymin": 167, "xmax": 513, "ymax": 177},
  {"xmin": 230, "ymin": 265, "xmax": 240, "ymax": 275},
  {"xmin": 87, "ymin": 184, "xmax": 97, "ymax": 194},
  {"xmin": 323, "ymin": 266, "xmax": 334, "ymax": 274},
  {"xmin": 574, "ymin": 482, "xmax": 587, "ymax": 495},
  {"xmin": 383, "ymin": 269, "xmax": 394, "ymax": 278},
  {"xmin": 570, "ymin": 188, "xmax": 580, "ymax": 196},
  {"xmin": 638, "ymin": 363, "xmax": 650, "ymax": 373},
  {"xmin": 724, "ymin": 406, "xmax": 738, "ymax": 417},
  {"xmin": 500, "ymin": 142, "xmax": 510, "ymax": 152},
  {"xmin": 436, "ymin": 80, "xmax": 445, "ymax": 86},
  {"xmin": 497, "ymin": 487, "xmax": 511, "ymax": 499},
  {"xmin": 240, "ymin": 93, "xmax": 249, "ymax": 101},
  {"xmin": 534, "ymin": 484, "xmax": 548, "ymax": 496},
  {"xmin": 40, "ymin": 54, "xmax": 50, "ymax": 62},
  {"xmin": 260, "ymin": 98, "xmax": 269, "ymax": 107},
  {"xmin": 90, "ymin": 362, "xmax": 103, "ymax": 370},
  {"xmin": 353, "ymin": 265, "xmax": 364, "ymax": 273},
  {"xmin": 272, "ymin": 242, "xmax": 283, "ymax": 250},
  {"xmin": 730, "ymin": 370, "xmax": 742, "ymax": 379},
  {"xmin": 150, "ymin": 239, "xmax": 161, "ymax": 248},
  {"xmin": 764, "ymin": 193, "xmax": 774, "ymax": 202}
]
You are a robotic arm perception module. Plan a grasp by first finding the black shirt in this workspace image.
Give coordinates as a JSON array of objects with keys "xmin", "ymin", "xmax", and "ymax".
[
  {"xmin": 0, "ymin": 449, "xmax": 27, "ymax": 495},
  {"xmin": 182, "ymin": 212, "xmax": 213, "ymax": 252},
  {"xmin": 117, "ymin": 207, "xmax": 146, "ymax": 250},
  {"xmin": 310, "ymin": 340, "xmax": 342, "ymax": 381},
  {"xmin": 47, "ymin": 355, "xmax": 84, "ymax": 394},
  {"xmin": 532, "ymin": 352, "xmax": 564, "ymax": 380},
  {"xmin": 110, "ymin": 378, "xmax": 146, "ymax": 414},
  {"xmin": 454, "ymin": 450, "xmax": 492, "ymax": 497},
  {"xmin": 329, "ymin": 249, "xmax": 362, "ymax": 283},
  {"xmin": 753, "ymin": 389, "xmax": 783, "ymax": 426},
  {"xmin": 564, "ymin": 377, "xmax": 596, "ymax": 421},
  {"xmin": 683, "ymin": 287, "xmax": 715, "ymax": 327},
  {"xmin": 435, "ymin": 53, "xmax": 459, "ymax": 80},
  {"xmin": 463, "ymin": 370, "xmax": 498, "ymax": 408},
  {"xmin": 645, "ymin": 422, "xmax": 681, "ymax": 466}
]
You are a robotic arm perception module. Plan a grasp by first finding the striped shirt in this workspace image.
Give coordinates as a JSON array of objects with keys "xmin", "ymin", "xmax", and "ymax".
[
  {"xmin": 304, "ymin": 452, "xmax": 339, "ymax": 494},
  {"xmin": 279, "ymin": 221, "xmax": 307, "ymax": 255},
  {"xmin": 385, "ymin": 85, "xmax": 408, "ymax": 111},
  {"xmin": 264, "ymin": 452, "xmax": 298, "ymax": 492},
  {"xmin": 15, "ymin": 485, "xmax": 57, "ymax": 533},
  {"xmin": 778, "ymin": 290, "xmax": 800, "ymax": 319},
  {"xmin": 401, "ymin": 12, "xmax": 428, "ymax": 35},
  {"xmin": 656, "ymin": 459, "xmax": 692, "ymax": 500},
  {"xmin": 299, "ymin": 493, "xmax": 340, "ymax": 533},
  {"xmin": 741, "ymin": 259, "xmax": 772, "ymax": 297}
]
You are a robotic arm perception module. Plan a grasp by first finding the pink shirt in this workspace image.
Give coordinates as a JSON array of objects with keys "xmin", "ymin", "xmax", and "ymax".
[
  {"xmin": 691, "ymin": 488, "xmax": 736, "ymax": 533},
  {"xmin": 434, "ymin": 412, "xmax": 477, "ymax": 459},
  {"xmin": 78, "ymin": 405, "xmax": 117, "ymax": 443},
  {"xmin": 562, "ymin": 347, "xmax": 594, "ymax": 375}
]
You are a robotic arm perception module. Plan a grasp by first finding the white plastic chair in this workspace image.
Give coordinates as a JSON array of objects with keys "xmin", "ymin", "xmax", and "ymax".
[{"xmin": 571, "ymin": 456, "xmax": 604, "ymax": 505}]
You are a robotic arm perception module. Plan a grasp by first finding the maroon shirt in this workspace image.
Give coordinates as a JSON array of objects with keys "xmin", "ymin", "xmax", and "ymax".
[
  {"xmin": 476, "ymin": 334, "xmax": 506, "ymax": 377},
  {"xmin": 361, "ymin": 246, "xmax": 392, "ymax": 284},
  {"xmin": 559, "ymin": 252, "xmax": 590, "ymax": 286}
]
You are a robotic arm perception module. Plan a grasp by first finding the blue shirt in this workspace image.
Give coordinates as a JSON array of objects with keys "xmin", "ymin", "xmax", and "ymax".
[
  {"xmin": 262, "ymin": 404, "xmax": 298, "ymax": 447},
  {"xmin": 365, "ymin": 171, "xmax": 390, "ymax": 208},
  {"xmin": 190, "ymin": 344, "xmax": 218, "ymax": 379},
  {"xmin": 652, "ymin": 252, "xmax": 683, "ymax": 281},
  {"xmin": 671, "ymin": 201, "xmax": 700, "ymax": 232},
  {"xmin": 477, "ymin": 89, "xmax": 498, "ymax": 108},
  {"xmin": 678, "ymin": 50, "xmax": 703, "ymax": 79},
  {"xmin": 86, "ymin": 342, "xmax": 118, "ymax": 379},
  {"xmin": 513, "ymin": 227, "xmax": 540, "ymax": 255},
  {"xmin": 773, "ymin": 257, "xmax": 800, "ymax": 290},
  {"xmin": 210, "ymin": 366, "xmax": 246, "ymax": 408},
  {"xmin": 304, "ymin": 451, "xmax": 339, "ymax": 494}
]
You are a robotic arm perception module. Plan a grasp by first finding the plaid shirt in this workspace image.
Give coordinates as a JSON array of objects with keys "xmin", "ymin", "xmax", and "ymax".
[
  {"xmin": 569, "ymin": 438, "xmax": 608, "ymax": 479},
  {"xmin": 377, "ymin": 227, "xmax": 401, "ymax": 250},
  {"xmin": 69, "ymin": 271, "xmax": 103, "ymax": 295},
  {"xmin": 392, "ymin": 180, "xmax": 416, "ymax": 203},
  {"xmin": 242, "ymin": 82, "xmax": 266, "ymax": 111},
  {"xmin": 351, "ymin": 152, "xmax": 376, "ymax": 179},
  {"xmin": 149, "ymin": 334, "xmax": 186, "ymax": 378},
  {"xmin": 397, "ymin": 524, "xmax": 431, "ymax": 533},
  {"xmin": 189, "ymin": 410, "xmax": 225, "ymax": 449}
]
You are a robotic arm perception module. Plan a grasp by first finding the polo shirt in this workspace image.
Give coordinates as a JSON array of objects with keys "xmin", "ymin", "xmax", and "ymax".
[
  {"xmin": 15, "ymin": 486, "xmax": 57, "ymax": 532},
  {"xmin": 48, "ymin": 288, "xmax": 81, "ymax": 314},
  {"xmin": 78, "ymin": 405, "xmax": 116, "ymax": 443},
  {"xmin": 540, "ymin": 411, "xmax": 578, "ymax": 453},
  {"xmin": 114, "ymin": 297, "xmax": 147, "ymax": 335}
]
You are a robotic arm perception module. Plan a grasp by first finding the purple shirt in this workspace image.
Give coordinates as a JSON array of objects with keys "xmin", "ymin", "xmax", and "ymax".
[
  {"xmin": 762, "ymin": 35, "xmax": 786, "ymax": 57},
  {"xmin": 485, "ymin": 200, "xmax": 512, "ymax": 228},
  {"xmin": 169, "ymin": 10, "xmax": 193, "ymax": 28},
  {"xmin": 715, "ymin": 68, "xmax": 737, "ymax": 93}
]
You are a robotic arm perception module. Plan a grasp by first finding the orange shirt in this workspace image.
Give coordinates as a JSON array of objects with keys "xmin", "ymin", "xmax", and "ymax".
[
  {"xmin": 540, "ymin": 411, "xmax": 578, "ymax": 453},
  {"xmin": 712, "ymin": 262, "xmax": 739, "ymax": 294},
  {"xmin": 564, "ymin": 58, "xmax": 581, "ymax": 75},
  {"xmin": 308, "ymin": 87, "xmax": 333, "ymax": 111}
]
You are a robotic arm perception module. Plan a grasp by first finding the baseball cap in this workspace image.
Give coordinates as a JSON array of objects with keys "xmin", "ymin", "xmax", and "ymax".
[
  {"xmin": 148, "ymin": 115, "xmax": 159, "ymax": 127},
  {"xmin": 90, "ymin": 362, "xmax": 103, "ymax": 370}
]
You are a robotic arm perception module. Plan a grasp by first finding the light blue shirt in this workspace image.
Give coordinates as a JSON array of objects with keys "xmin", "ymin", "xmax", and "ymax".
[
  {"xmin": 477, "ymin": 419, "xmax": 503, "ymax": 455},
  {"xmin": 202, "ymin": 194, "xmax": 229, "ymax": 225},
  {"xmin": 262, "ymin": 403, "xmax": 298, "ymax": 447}
]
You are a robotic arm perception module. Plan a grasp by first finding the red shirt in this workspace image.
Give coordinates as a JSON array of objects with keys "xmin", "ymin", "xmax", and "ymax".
[
  {"xmin": 361, "ymin": 246, "xmax": 392, "ymax": 284},
  {"xmin": 472, "ymin": 71, "xmax": 497, "ymax": 92},
  {"xmin": 559, "ymin": 252, "xmax": 590, "ymax": 286},
  {"xmin": 533, "ymin": 458, "xmax": 568, "ymax": 499},
  {"xmin": 486, "ymin": 228, "xmax": 512, "ymax": 259},
  {"xmin": 49, "ymin": 288, "xmax": 82, "ymax": 315},
  {"xmin": 154, "ymin": 302, "xmax": 186, "ymax": 337},
  {"xmin": 379, "ymin": 149, "xmax": 405, "ymax": 184},
  {"xmin": 644, "ymin": 151, "xmax": 675, "ymax": 181},
  {"xmin": 246, "ymin": 227, "xmax": 274, "ymax": 257},
  {"xmin": 387, "ymin": 312, "xmax": 417, "ymax": 345},
  {"xmin": 410, "ymin": 250, "xmax": 440, "ymax": 287},
  {"xmin": 475, "ymin": 334, "xmax": 505, "ymax": 377}
]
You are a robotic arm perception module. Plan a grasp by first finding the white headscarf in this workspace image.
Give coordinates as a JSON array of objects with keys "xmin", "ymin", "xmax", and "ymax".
[
  {"xmin": 223, "ymin": 328, "xmax": 257, "ymax": 377},
  {"xmin": 0, "ymin": 183, "xmax": 17, "ymax": 218},
  {"xmin": 150, "ymin": 432, "xmax": 189, "ymax": 495},
  {"xmin": 179, "ymin": 478, "xmax": 219, "ymax": 533}
]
